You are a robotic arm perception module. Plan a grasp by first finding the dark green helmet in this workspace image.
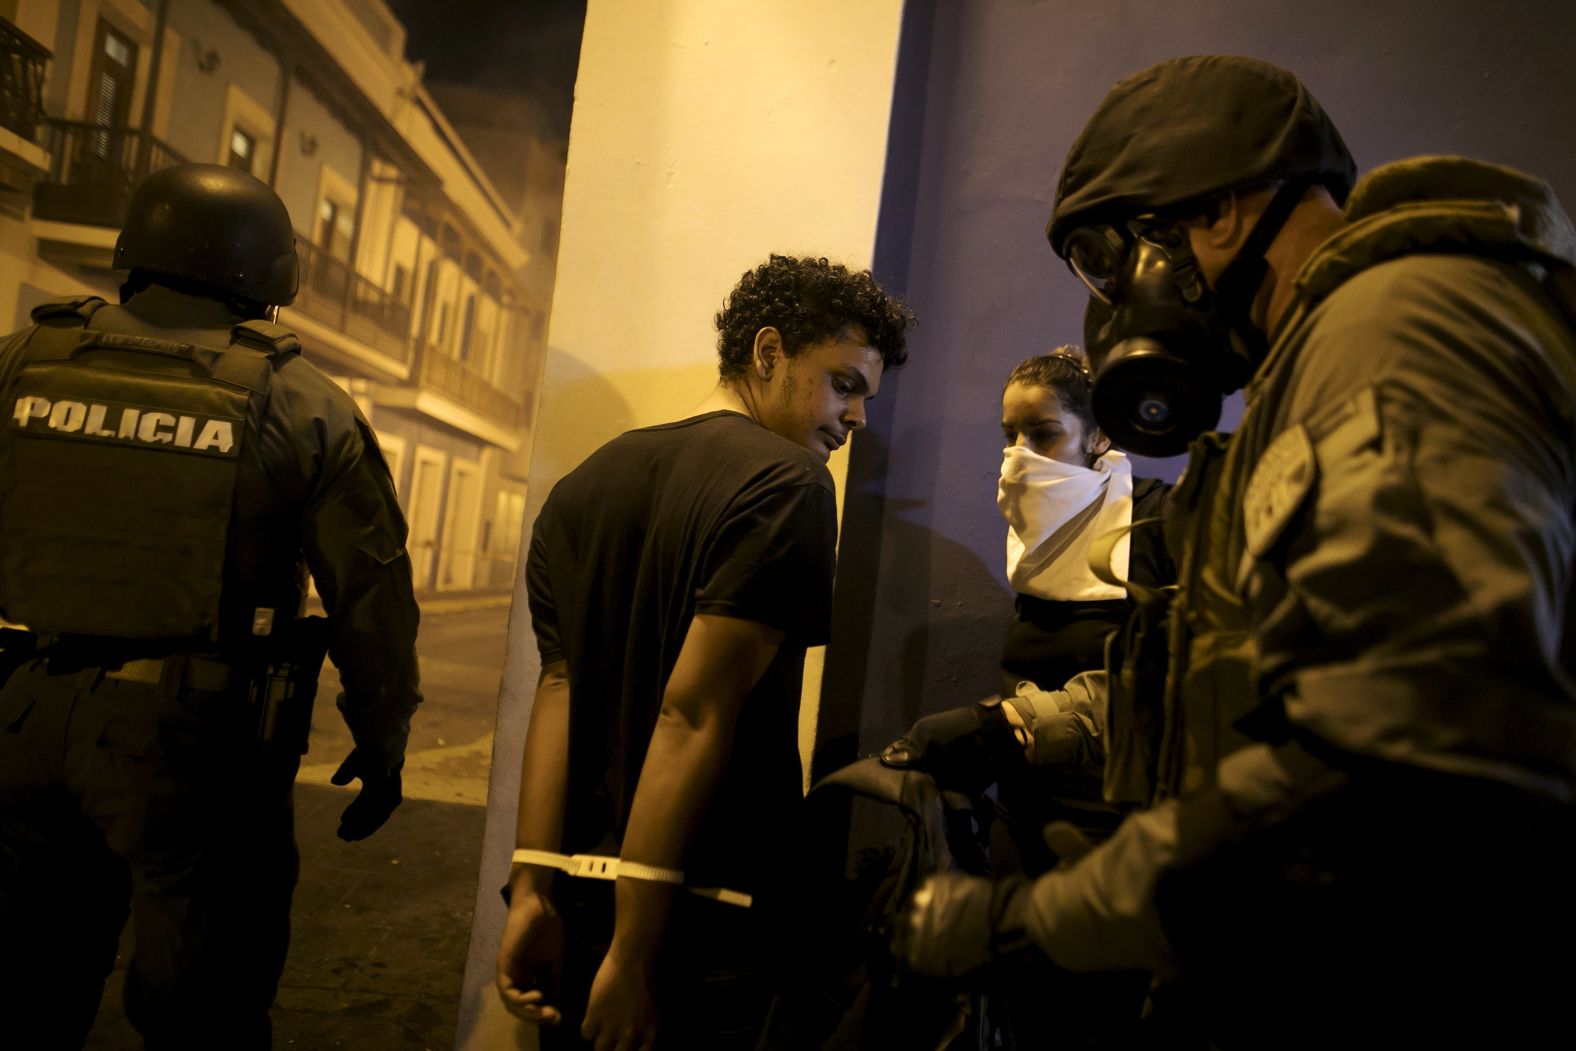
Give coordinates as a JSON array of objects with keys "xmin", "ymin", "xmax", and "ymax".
[
  {"xmin": 114, "ymin": 163, "xmax": 299, "ymax": 307},
  {"xmin": 1048, "ymin": 55, "xmax": 1358, "ymax": 255}
]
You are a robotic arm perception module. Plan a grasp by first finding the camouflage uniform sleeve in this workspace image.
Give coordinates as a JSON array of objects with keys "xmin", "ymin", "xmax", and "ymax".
[
  {"xmin": 1022, "ymin": 740, "xmax": 1344, "ymax": 974},
  {"xmin": 294, "ymin": 387, "xmax": 423, "ymax": 769},
  {"xmin": 1255, "ymin": 258, "xmax": 1576, "ymax": 797}
]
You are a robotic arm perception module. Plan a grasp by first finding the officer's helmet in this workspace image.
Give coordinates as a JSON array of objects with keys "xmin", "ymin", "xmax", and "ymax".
[
  {"xmin": 114, "ymin": 163, "xmax": 299, "ymax": 308},
  {"xmin": 1048, "ymin": 55, "xmax": 1357, "ymax": 256}
]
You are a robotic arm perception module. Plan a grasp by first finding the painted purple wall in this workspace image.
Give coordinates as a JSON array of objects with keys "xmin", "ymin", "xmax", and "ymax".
[{"xmin": 818, "ymin": 0, "xmax": 1576, "ymax": 767}]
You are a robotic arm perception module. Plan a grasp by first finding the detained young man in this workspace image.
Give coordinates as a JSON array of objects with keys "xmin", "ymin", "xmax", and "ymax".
[{"xmin": 495, "ymin": 255, "xmax": 913, "ymax": 1050}]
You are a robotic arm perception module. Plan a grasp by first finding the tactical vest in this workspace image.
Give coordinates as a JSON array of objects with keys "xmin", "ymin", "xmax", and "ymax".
[
  {"xmin": 1159, "ymin": 428, "xmax": 1264, "ymax": 800},
  {"xmin": 1095, "ymin": 429, "xmax": 1260, "ymax": 806},
  {"xmin": 0, "ymin": 296, "xmax": 300, "ymax": 644}
]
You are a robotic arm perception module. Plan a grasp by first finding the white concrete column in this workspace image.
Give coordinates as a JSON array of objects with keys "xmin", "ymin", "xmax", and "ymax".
[{"xmin": 456, "ymin": 0, "xmax": 907, "ymax": 1043}]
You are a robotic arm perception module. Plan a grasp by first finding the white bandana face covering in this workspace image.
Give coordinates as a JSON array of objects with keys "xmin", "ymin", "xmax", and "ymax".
[{"xmin": 997, "ymin": 446, "xmax": 1134, "ymax": 601}]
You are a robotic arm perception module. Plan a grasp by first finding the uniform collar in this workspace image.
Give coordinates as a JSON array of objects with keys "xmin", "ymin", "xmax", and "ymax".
[
  {"xmin": 95, "ymin": 287, "xmax": 249, "ymax": 347},
  {"xmin": 1296, "ymin": 155, "xmax": 1576, "ymax": 303},
  {"xmin": 1245, "ymin": 156, "xmax": 1576, "ymax": 407}
]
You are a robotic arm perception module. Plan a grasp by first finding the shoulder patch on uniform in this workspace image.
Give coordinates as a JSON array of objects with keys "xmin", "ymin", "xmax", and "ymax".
[{"xmin": 1244, "ymin": 425, "xmax": 1316, "ymax": 558}]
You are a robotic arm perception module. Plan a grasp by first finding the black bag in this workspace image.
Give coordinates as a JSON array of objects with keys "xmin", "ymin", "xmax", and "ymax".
[{"xmin": 758, "ymin": 758, "xmax": 996, "ymax": 1051}]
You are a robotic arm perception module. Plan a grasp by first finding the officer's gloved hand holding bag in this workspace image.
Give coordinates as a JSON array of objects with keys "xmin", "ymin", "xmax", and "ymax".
[
  {"xmin": 331, "ymin": 748, "xmax": 404, "ymax": 841},
  {"xmin": 880, "ymin": 698, "xmax": 1029, "ymax": 794}
]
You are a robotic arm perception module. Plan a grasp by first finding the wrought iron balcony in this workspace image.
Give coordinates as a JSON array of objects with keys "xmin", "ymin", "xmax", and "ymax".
[
  {"xmin": 0, "ymin": 16, "xmax": 48, "ymax": 143},
  {"xmin": 294, "ymin": 236, "xmax": 414, "ymax": 365},
  {"xmin": 32, "ymin": 119, "xmax": 187, "ymax": 227},
  {"xmin": 418, "ymin": 345, "xmax": 526, "ymax": 432}
]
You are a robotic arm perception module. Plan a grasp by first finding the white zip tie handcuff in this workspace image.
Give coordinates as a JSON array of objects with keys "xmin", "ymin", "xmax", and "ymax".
[{"xmin": 512, "ymin": 848, "xmax": 753, "ymax": 908}]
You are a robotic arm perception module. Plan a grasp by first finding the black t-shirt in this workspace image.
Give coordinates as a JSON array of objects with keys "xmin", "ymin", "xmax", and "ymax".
[{"xmin": 526, "ymin": 411, "xmax": 837, "ymax": 893}]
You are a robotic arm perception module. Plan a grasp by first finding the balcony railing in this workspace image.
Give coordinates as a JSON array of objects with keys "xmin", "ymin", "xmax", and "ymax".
[
  {"xmin": 419, "ymin": 347, "xmax": 526, "ymax": 432},
  {"xmin": 294, "ymin": 236, "xmax": 413, "ymax": 365},
  {"xmin": 0, "ymin": 16, "xmax": 49, "ymax": 143},
  {"xmin": 32, "ymin": 119, "xmax": 186, "ymax": 226}
]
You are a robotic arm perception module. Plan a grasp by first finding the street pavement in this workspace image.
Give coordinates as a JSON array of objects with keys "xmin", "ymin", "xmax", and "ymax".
[{"xmin": 84, "ymin": 595, "xmax": 514, "ymax": 1049}]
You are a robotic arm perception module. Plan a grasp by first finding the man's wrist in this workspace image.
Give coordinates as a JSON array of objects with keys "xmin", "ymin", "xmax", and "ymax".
[
  {"xmin": 508, "ymin": 860, "xmax": 556, "ymax": 900},
  {"xmin": 606, "ymin": 875, "xmax": 680, "ymax": 964},
  {"xmin": 603, "ymin": 934, "xmax": 660, "ymax": 974}
]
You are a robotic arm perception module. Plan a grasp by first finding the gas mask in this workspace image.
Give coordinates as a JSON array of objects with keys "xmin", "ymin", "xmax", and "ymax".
[{"xmin": 1064, "ymin": 180, "xmax": 1309, "ymax": 457}]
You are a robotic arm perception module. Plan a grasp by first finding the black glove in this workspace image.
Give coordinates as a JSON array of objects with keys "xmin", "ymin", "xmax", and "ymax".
[
  {"xmin": 880, "ymin": 700, "xmax": 1026, "ymax": 793},
  {"xmin": 331, "ymin": 748, "xmax": 404, "ymax": 841},
  {"xmin": 894, "ymin": 872, "xmax": 1049, "ymax": 986}
]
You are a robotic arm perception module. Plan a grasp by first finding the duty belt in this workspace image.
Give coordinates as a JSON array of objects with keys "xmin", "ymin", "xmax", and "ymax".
[
  {"xmin": 82, "ymin": 654, "xmax": 245, "ymax": 693},
  {"xmin": 101, "ymin": 658, "xmax": 239, "ymax": 690}
]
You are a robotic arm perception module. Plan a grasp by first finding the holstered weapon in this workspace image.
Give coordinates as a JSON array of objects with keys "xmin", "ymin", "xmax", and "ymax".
[{"xmin": 254, "ymin": 615, "xmax": 331, "ymax": 755}]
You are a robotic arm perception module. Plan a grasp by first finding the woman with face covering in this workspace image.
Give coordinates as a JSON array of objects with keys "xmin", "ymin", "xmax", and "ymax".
[
  {"xmin": 997, "ymin": 348, "xmax": 1174, "ymax": 695},
  {"xmin": 877, "ymin": 350, "xmax": 1177, "ymax": 1047},
  {"xmin": 986, "ymin": 349, "xmax": 1177, "ymax": 1050}
]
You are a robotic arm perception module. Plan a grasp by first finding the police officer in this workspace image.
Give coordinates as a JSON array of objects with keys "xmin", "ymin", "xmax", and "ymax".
[
  {"xmin": 0, "ymin": 164, "xmax": 421, "ymax": 1048},
  {"xmin": 897, "ymin": 56, "xmax": 1576, "ymax": 1047}
]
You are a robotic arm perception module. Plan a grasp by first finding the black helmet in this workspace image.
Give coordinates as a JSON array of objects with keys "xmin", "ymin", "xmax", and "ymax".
[
  {"xmin": 1048, "ymin": 55, "xmax": 1357, "ymax": 255},
  {"xmin": 114, "ymin": 163, "xmax": 299, "ymax": 306}
]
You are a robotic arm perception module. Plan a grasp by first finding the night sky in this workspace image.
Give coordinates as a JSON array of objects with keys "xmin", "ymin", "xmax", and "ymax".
[{"xmin": 385, "ymin": 0, "xmax": 586, "ymax": 140}]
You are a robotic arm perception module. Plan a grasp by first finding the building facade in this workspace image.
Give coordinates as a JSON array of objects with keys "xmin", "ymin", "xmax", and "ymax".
[{"xmin": 0, "ymin": 0, "xmax": 551, "ymax": 592}]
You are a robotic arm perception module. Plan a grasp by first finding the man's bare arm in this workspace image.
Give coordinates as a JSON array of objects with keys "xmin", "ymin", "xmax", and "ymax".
[
  {"xmin": 511, "ymin": 660, "xmax": 570, "ymax": 889},
  {"xmin": 497, "ymin": 660, "xmax": 571, "ymax": 1024},
  {"xmin": 581, "ymin": 613, "xmax": 784, "ymax": 1048}
]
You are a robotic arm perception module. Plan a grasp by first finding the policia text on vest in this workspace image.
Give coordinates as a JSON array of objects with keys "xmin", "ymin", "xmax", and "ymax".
[
  {"xmin": 5, "ymin": 329, "xmax": 250, "ymax": 458},
  {"xmin": 12, "ymin": 393, "xmax": 239, "ymax": 455}
]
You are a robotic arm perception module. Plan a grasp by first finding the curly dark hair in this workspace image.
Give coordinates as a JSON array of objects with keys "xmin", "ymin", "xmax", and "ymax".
[
  {"xmin": 1004, "ymin": 346, "xmax": 1096, "ymax": 435},
  {"xmin": 715, "ymin": 255, "xmax": 914, "ymax": 380}
]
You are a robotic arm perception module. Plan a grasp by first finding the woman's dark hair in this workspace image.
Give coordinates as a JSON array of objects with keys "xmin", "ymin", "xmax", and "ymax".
[
  {"xmin": 1004, "ymin": 345, "xmax": 1097, "ymax": 435},
  {"xmin": 715, "ymin": 255, "xmax": 914, "ymax": 380}
]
